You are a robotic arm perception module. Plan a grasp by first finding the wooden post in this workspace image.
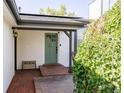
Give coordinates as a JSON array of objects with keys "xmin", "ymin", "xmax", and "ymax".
[
  {"xmin": 13, "ymin": 30, "xmax": 18, "ymax": 71},
  {"xmin": 74, "ymin": 31, "xmax": 77, "ymax": 56},
  {"xmin": 15, "ymin": 36, "xmax": 17, "ymax": 70},
  {"xmin": 68, "ymin": 31, "xmax": 72, "ymax": 73}
]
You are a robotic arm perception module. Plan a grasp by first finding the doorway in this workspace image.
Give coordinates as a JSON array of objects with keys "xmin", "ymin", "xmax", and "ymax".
[{"xmin": 45, "ymin": 33, "xmax": 58, "ymax": 64}]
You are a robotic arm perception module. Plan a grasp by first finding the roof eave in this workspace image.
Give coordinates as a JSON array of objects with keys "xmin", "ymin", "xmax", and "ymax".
[{"xmin": 5, "ymin": 0, "xmax": 90, "ymax": 28}]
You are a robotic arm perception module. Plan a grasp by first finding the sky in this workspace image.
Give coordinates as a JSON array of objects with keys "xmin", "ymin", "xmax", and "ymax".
[{"xmin": 15, "ymin": 0, "xmax": 93, "ymax": 18}]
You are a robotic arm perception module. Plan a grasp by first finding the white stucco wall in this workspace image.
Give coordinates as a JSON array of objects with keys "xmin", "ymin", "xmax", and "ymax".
[
  {"xmin": 77, "ymin": 28, "xmax": 87, "ymax": 47},
  {"xmin": 89, "ymin": 0, "xmax": 116, "ymax": 20},
  {"xmin": 3, "ymin": 2, "xmax": 16, "ymax": 93},
  {"xmin": 103, "ymin": 0, "xmax": 110, "ymax": 13},
  {"xmin": 3, "ymin": 20, "xmax": 15, "ymax": 93},
  {"xmin": 102, "ymin": 0, "xmax": 116, "ymax": 13},
  {"xmin": 58, "ymin": 32, "xmax": 69, "ymax": 67},
  {"xmin": 17, "ymin": 31, "xmax": 45, "ymax": 69},
  {"xmin": 110, "ymin": 0, "xmax": 116, "ymax": 8},
  {"xmin": 17, "ymin": 30, "xmax": 72, "ymax": 69},
  {"xmin": 89, "ymin": 0, "xmax": 102, "ymax": 19}
]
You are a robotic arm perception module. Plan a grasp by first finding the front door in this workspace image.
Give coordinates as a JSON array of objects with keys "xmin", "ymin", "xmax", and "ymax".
[{"xmin": 45, "ymin": 33, "xmax": 58, "ymax": 64}]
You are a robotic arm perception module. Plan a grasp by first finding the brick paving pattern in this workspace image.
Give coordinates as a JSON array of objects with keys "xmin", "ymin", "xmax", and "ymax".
[
  {"xmin": 7, "ymin": 69, "xmax": 41, "ymax": 93},
  {"xmin": 40, "ymin": 64, "xmax": 69, "ymax": 76}
]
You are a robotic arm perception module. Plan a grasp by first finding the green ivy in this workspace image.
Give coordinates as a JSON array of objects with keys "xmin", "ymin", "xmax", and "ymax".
[{"xmin": 73, "ymin": 0, "xmax": 121, "ymax": 93}]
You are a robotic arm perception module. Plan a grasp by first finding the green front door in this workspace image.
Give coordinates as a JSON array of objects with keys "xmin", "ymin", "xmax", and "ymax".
[{"xmin": 45, "ymin": 33, "xmax": 58, "ymax": 64}]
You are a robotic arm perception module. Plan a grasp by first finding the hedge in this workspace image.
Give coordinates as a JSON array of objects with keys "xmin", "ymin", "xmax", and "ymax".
[{"xmin": 73, "ymin": 0, "xmax": 121, "ymax": 93}]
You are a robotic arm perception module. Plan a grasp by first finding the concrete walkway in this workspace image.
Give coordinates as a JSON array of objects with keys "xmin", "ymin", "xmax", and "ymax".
[{"xmin": 34, "ymin": 75, "xmax": 74, "ymax": 93}]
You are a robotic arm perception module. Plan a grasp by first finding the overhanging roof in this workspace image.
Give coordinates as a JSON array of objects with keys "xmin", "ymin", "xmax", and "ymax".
[
  {"xmin": 5, "ymin": 0, "xmax": 90, "ymax": 31},
  {"xmin": 19, "ymin": 13, "xmax": 89, "ymax": 27}
]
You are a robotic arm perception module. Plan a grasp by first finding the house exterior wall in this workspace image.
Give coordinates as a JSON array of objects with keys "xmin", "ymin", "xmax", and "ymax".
[
  {"xmin": 3, "ymin": 2, "xmax": 16, "ymax": 92},
  {"xmin": 3, "ymin": 1, "xmax": 81, "ymax": 92},
  {"xmin": 58, "ymin": 32, "xmax": 69, "ymax": 67},
  {"xmin": 89, "ymin": 0, "xmax": 102, "ymax": 19},
  {"xmin": 77, "ymin": 28, "xmax": 87, "ymax": 47},
  {"xmin": 3, "ymin": 20, "xmax": 15, "ymax": 93},
  {"xmin": 89, "ymin": 0, "xmax": 116, "ymax": 19},
  {"xmin": 17, "ymin": 30, "xmax": 74, "ymax": 69},
  {"xmin": 17, "ymin": 31, "xmax": 45, "ymax": 69}
]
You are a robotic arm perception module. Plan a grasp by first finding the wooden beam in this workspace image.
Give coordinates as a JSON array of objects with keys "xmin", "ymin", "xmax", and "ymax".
[
  {"xmin": 12, "ymin": 27, "xmax": 76, "ymax": 31},
  {"xmin": 64, "ymin": 31, "xmax": 70, "ymax": 38}
]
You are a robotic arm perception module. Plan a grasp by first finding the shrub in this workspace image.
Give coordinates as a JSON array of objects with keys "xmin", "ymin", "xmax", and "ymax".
[{"xmin": 73, "ymin": 0, "xmax": 121, "ymax": 93}]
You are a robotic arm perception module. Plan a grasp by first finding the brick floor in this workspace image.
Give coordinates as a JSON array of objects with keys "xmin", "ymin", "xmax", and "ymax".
[
  {"xmin": 39, "ymin": 64, "xmax": 70, "ymax": 76},
  {"xmin": 7, "ymin": 69, "xmax": 41, "ymax": 93},
  {"xmin": 7, "ymin": 64, "xmax": 70, "ymax": 93}
]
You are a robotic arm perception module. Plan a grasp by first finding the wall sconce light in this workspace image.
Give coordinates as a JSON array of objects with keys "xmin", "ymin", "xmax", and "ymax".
[{"xmin": 13, "ymin": 31, "xmax": 18, "ymax": 38}]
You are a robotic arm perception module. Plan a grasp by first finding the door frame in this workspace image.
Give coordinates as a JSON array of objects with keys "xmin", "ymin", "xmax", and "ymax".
[{"xmin": 44, "ymin": 33, "xmax": 58, "ymax": 64}]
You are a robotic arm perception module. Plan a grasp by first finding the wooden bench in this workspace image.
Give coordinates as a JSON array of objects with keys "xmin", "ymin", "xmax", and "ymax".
[{"xmin": 22, "ymin": 60, "xmax": 36, "ymax": 69}]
